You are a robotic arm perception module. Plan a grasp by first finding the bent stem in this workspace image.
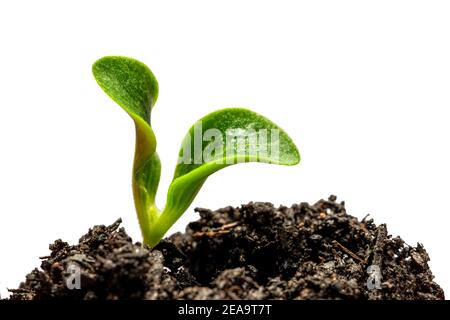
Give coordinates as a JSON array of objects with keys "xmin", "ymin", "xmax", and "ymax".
[
  {"xmin": 132, "ymin": 123, "xmax": 162, "ymax": 247},
  {"xmin": 138, "ymin": 205, "xmax": 162, "ymax": 247},
  {"xmin": 130, "ymin": 114, "xmax": 186, "ymax": 247},
  {"xmin": 143, "ymin": 205, "xmax": 194, "ymax": 248},
  {"xmin": 143, "ymin": 208, "xmax": 176, "ymax": 248},
  {"xmin": 135, "ymin": 203, "xmax": 186, "ymax": 248}
]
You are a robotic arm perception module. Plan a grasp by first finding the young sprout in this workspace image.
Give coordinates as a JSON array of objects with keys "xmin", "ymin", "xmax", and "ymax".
[{"xmin": 92, "ymin": 56, "xmax": 300, "ymax": 247}]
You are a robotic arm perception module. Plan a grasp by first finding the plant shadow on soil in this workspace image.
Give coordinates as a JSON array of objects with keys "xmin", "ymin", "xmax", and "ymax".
[{"xmin": 8, "ymin": 196, "xmax": 444, "ymax": 300}]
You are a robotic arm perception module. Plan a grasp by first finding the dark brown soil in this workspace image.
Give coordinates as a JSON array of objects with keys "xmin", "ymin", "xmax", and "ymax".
[{"xmin": 8, "ymin": 196, "xmax": 444, "ymax": 300}]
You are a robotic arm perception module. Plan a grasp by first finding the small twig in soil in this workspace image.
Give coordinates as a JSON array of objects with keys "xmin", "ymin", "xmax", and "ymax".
[
  {"xmin": 7, "ymin": 288, "xmax": 30, "ymax": 293},
  {"xmin": 107, "ymin": 218, "xmax": 122, "ymax": 232},
  {"xmin": 370, "ymin": 224, "xmax": 387, "ymax": 268},
  {"xmin": 332, "ymin": 240, "xmax": 366, "ymax": 264},
  {"xmin": 367, "ymin": 224, "xmax": 388, "ymax": 299},
  {"xmin": 193, "ymin": 221, "xmax": 239, "ymax": 238}
]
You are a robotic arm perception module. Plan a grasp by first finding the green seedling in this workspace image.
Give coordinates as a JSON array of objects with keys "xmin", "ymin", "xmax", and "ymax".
[{"xmin": 92, "ymin": 56, "xmax": 300, "ymax": 247}]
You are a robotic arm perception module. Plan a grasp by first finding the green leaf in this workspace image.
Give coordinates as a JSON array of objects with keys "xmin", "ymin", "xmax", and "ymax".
[
  {"xmin": 92, "ymin": 56, "xmax": 159, "ymax": 161},
  {"xmin": 150, "ymin": 108, "xmax": 300, "ymax": 246},
  {"xmin": 92, "ymin": 56, "xmax": 161, "ymax": 245},
  {"xmin": 92, "ymin": 56, "xmax": 159, "ymax": 124}
]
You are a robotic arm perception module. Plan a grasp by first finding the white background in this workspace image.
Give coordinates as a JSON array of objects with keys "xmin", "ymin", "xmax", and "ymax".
[{"xmin": 0, "ymin": 0, "xmax": 449, "ymax": 298}]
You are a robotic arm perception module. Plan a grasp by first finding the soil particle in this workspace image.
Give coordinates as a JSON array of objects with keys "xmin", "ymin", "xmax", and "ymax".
[{"xmin": 8, "ymin": 196, "xmax": 444, "ymax": 300}]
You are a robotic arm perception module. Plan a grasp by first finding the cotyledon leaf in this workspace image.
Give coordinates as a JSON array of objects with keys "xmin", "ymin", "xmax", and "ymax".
[
  {"xmin": 92, "ymin": 56, "xmax": 158, "ymax": 161},
  {"xmin": 152, "ymin": 108, "xmax": 300, "ymax": 246},
  {"xmin": 92, "ymin": 56, "xmax": 161, "ymax": 243}
]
